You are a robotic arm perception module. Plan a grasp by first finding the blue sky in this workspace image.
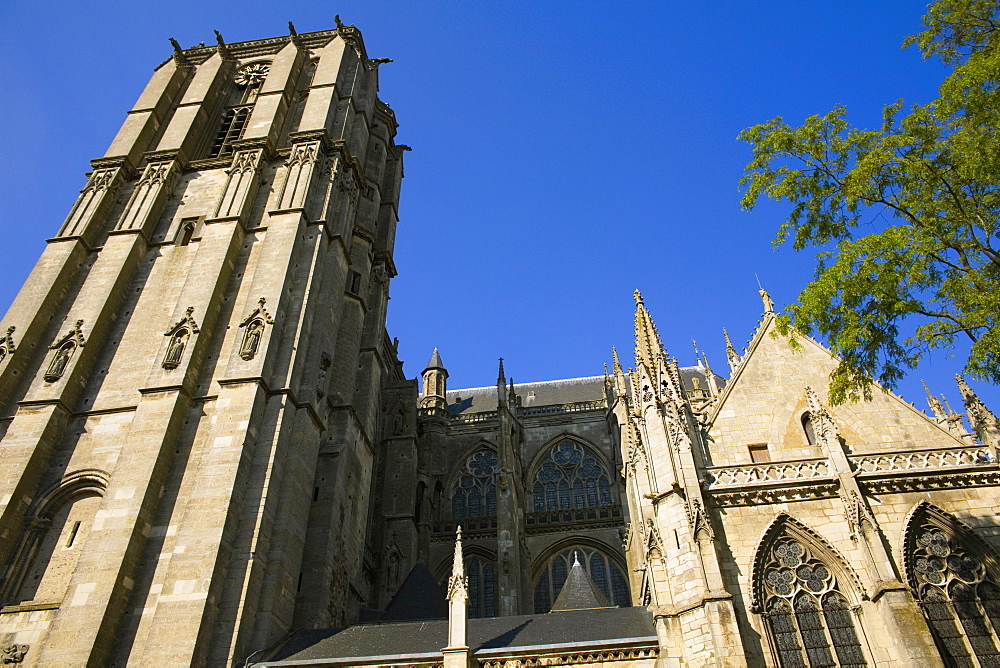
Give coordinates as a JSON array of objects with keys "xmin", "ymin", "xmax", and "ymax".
[{"xmin": 1, "ymin": 1, "xmax": 996, "ymax": 413}]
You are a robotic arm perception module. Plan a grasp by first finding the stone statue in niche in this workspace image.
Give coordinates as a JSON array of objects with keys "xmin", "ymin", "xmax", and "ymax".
[
  {"xmin": 45, "ymin": 342, "xmax": 75, "ymax": 381},
  {"xmin": 43, "ymin": 319, "xmax": 85, "ymax": 382},
  {"xmin": 163, "ymin": 329, "xmax": 188, "ymax": 369},
  {"xmin": 240, "ymin": 319, "xmax": 264, "ymax": 360},
  {"xmin": 316, "ymin": 355, "xmax": 332, "ymax": 397},
  {"xmin": 238, "ymin": 298, "xmax": 274, "ymax": 361},
  {"xmin": 162, "ymin": 307, "xmax": 200, "ymax": 371},
  {"xmin": 386, "ymin": 551, "xmax": 400, "ymax": 591}
]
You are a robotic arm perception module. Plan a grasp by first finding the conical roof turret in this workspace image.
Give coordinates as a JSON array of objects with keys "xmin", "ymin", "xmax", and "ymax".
[{"xmin": 425, "ymin": 347, "xmax": 445, "ymax": 371}]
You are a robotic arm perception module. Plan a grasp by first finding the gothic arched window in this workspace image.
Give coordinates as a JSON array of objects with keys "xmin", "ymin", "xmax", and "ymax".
[
  {"xmin": 906, "ymin": 508, "xmax": 1000, "ymax": 665},
  {"xmin": 467, "ymin": 556, "xmax": 496, "ymax": 619},
  {"xmin": 533, "ymin": 546, "xmax": 630, "ymax": 613},
  {"xmin": 451, "ymin": 450, "xmax": 498, "ymax": 519},
  {"xmin": 801, "ymin": 412, "xmax": 817, "ymax": 447},
  {"xmin": 532, "ymin": 441, "xmax": 613, "ymax": 512},
  {"xmin": 758, "ymin": 537, "xmax": 867, "ymax": 667}
]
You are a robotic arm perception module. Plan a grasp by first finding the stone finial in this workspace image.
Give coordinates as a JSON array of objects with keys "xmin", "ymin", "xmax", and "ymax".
[
  {"xmin": 633, "ymin": 289, "xmax": 643, "ymax": 305},
  {"xmin": 288, "ymin": 21, "xmax": 297, "ymax": 36},
  {"xmin": 334, "ymin": 14, "xmax": 345, "ymax": 29},
  {"xmin": 759, "ymin": 288, "xmax": 775, "ymax": 314}
]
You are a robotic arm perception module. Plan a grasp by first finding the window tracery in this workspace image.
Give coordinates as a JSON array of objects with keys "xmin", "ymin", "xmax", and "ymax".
[
  {"xmin": 908, "ymin": 520, "xmax": 1000, "ymax": 665},
  {"xmin": 532, "ymin": 441, "xmax": 612, "ymax": 512},
  {"xmin": 759, "ymin": 537, "xmax": 867, "ymax": 667},
  {"xmin": 532, "ymin": 546, "xmax": 630, "ymax": 613},
  {"xmin": 451, "ymin": 450, "xmax": 498, "ymax": 519}
]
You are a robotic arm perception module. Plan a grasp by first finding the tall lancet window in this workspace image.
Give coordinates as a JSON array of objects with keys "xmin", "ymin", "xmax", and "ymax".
[
  {"xmin": 905, "ymin": 504, "xmax": 1000, "ymax": 665},
  {"xmin": 466, "ymin": 556, "xmax": 496, "ymax": 619},
  {"xmin": 532, "ymin": 441, "xmax": 613, "ymax": 512},
  {"xmin": 756, "ymin": 529, "xmax": 867, "ymax": 667},
  {"xmin": 451, "ymin": 450, "xmax": 498, "ymax": 519}
]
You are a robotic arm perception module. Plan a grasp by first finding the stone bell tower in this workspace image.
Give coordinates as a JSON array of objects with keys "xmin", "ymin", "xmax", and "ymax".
[{"xmin": 0, "ymin": 21, "xmax": 405, "ymax": 667}]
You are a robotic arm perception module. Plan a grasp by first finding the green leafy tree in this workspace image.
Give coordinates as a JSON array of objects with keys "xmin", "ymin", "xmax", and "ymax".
[{"xmin": 739, "ymin": 0, "xmax": 1000, "ymax": 404}]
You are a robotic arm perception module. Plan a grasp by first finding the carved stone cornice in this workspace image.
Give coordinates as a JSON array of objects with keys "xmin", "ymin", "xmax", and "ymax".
[{"xmin": 711, "ymin": 483, "xmax": 840, "ymax": 508}]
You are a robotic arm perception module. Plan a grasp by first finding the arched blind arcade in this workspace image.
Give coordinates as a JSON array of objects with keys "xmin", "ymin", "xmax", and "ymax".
[
  {"xmin": 909, "ymin": 522, "xmax": 1000, "ymax": 665},
  {"xmin": 759, "ymin": 538, "xmax": 867, "ymax": 667},
  {"xmin": 533, "ymin": 547, "xmax": 630, "ymax": 613},
  {"xmin": 451, "ymin": 450, "xmax": 498, "ymax": 519},
  {"xmin": 532, "ymin": 441, "xmax": 612, "ymax": 512}
]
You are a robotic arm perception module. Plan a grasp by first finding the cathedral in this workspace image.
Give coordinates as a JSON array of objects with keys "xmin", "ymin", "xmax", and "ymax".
[{"xmin": 0, "ymin": 21, "xmax": 999, "ymax": 668}]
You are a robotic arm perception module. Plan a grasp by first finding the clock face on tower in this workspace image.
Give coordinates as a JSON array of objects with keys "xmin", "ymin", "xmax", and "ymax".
[{"xmin": 234, "ymin": 62, "xmax": 270, "ymax": 86}]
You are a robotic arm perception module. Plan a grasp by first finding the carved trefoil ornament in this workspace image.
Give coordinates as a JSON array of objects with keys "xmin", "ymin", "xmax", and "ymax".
[
  {"xmin": 162, "ymin": 307, "xmax": 200, "ymax": 370},
  {"xmin": 44, "ymin": 320, "xmax": 86, "ymax": 382},
  {"xmin": 0, "ymin": 326, "xmax": 16, "ymax": 364},
  {"xmin": 239, "ymin": 298, "xmax": 274, "ymax": 361}
]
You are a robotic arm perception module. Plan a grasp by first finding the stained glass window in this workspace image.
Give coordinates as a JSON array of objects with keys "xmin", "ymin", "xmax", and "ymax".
[
  {"xmin": 451, "ymin": 451, "xmax": 498, "ymax": 519},
  {"xmin": 532, "ymin": 441, "xmax": 613, "ymax": 512},
  {"xmin": 759, "ymin": 537, "xmax": 867, "ymax": 667},
  {"xmin": 532, "ymin": 546, "xmax": 631, "ymax": 613},
  {"xmin": 464, "ymin": 556, "xmax": 496, "ymax": 619},
  {"xmin": 909, "ymin": 521, "xmax": 1000, "ymax": 665}
]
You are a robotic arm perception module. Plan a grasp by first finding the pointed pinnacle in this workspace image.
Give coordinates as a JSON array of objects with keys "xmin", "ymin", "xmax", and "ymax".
[
  {"xmin": 497, "ymin": 357, "xmax": 505, "ymax": 385},
  {"xmin": 633, "ymin": 289, "xmax": 643, "ymax": 305}
]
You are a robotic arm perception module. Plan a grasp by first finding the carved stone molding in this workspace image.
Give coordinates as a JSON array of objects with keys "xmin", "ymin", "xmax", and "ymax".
[
  {"xmin": 864, "ymin": 470, "xmax": 1000, "ymax": 495},
  {"xmin": 711, "ymin": 483, "xmax": 840, "ymax": 508}
]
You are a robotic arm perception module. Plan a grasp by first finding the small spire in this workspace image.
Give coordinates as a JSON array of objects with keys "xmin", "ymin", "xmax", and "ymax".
[
  {"xmin": 497, "ymin": 357, "xmax": 505, "ymax": 385},
  {"xmin": 612, "ymin": 347, "xmax": 623, "ymax": 374},
  {"xmin": 723, "ymin": 328, "xmax": 740, "ymax": 371},
  {"xmin": 633, "ymin": 291, "xmax": 667, "ymax": 370},
  {"xmin": 923, "ymin": 380, "xmax": 947, "ymax": 420},
  {"xmin": 700, "ymin": 349, "xmax": 719, "ymax": 396}
]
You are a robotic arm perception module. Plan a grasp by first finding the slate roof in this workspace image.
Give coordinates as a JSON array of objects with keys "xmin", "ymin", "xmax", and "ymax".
[
  {"xmin": 379, "ymin": 561, "xmax": 448, "ymax": 622},
  {"xmin": 447, "ymin": 367, "xmax": 724, "ymax": 415},
  {"xmin": 258, "ymin": 607, "xmax": 656, "ymax": 666},
  {"xmin": 551, "ymin": 555, "xmax": 612, "ymax": 611}
]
